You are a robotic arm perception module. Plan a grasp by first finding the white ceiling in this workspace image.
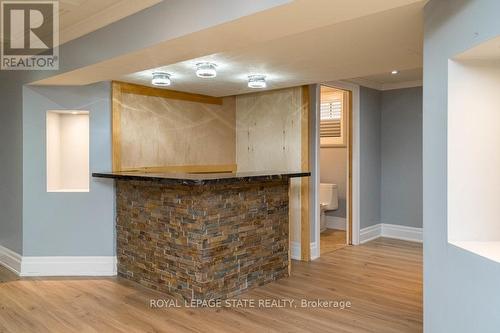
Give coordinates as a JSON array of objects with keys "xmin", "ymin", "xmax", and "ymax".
[
  {"xmin": 358, "ymin": 68, "xmax": 422, "ymax": 84},
  {"xmin": 59, "ymin": 0, "xmax": 162, "ymax": 44},
  {"xmin": 349, "ymin": 67, "xmax": 422, "ymax": 91},
  {"xmin": 454, "ymin": 35, "xmax": 500, "ymax": 60},
  {"xmin": 35, "ymin": 0, "xmax": 426, "ymax": 97},
  {"xmin": 118, "ymin": 1, "xmax": 424, "ymax": 96}
]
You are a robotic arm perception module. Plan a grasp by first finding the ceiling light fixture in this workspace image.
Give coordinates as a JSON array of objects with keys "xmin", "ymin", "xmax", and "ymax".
[
  {"xmin": 151, "ymin": 72, "xmax": 171, "ymax": 86},
  {"xmin": 248, "ymin": 75, "xmax": 267, "ymax": 89},
  {"xmin": 196, "ymin": 62, "xmax": 217, "ymax": 78},
  {"xmin": 391, "ymin": 70, "xmax": 399, "ymax": 75}
]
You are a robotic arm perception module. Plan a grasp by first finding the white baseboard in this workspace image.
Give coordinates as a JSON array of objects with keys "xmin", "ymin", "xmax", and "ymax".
[
  {"xmin": 20, "ymin": 256, "xmax": 117, "ymax": 277},
  {"xmin": 382, "ymin": 224, "xmax": 423, "ymax": 243},
  {"xmin": 0, "ymin": 245, "xmax": 117, "ymax": 277},
  {"xmin": 360, "ymin": 223, "xmax": 422, "ymax": 244},
  {"xmin": 291, "ymin": 241, "xmax": 319, "ymax": 260},
  {"xmin": 359, "ymin": 224, "xmax": 382, "ymax": 243},
  {"xmin": 0, "ymin": 245, "xmax": 22, "ymax": 275},
  {"xmin": 311, "ymin": 242, "xmax": 319, "ymax": 260},
  {"xmin": 325, "ymin": 216, "xmax": 346, "ymax": 230}
]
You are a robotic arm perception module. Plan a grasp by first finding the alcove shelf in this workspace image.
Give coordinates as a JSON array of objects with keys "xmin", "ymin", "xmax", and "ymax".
[
  {"xmin": 448, "ymin": 36, "xmax": 500, "ymax": 263},
  {"xmin": 46, "ymin": 110, "xmax": 90, "ymax": 192}
]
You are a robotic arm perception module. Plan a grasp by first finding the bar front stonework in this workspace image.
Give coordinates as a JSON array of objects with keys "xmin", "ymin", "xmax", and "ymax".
[{"xmin": 93, "ymin": 171, "xmax": 309, "ymax": 300}]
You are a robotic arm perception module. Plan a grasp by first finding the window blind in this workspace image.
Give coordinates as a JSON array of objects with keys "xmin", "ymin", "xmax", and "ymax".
[{"xmin": 320, "ymin": 99, "xmax": 342, "ymax": 137}]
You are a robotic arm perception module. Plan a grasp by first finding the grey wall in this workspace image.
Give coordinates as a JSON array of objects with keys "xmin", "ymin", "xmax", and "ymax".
[
  {"xmin": 381, "ymin": 87, "xmax": 422, "ymax": 228},
  {"xmin": 359, "ymin": 87, "xmax": 382, "ymax": 229},
  {"xmin": 0, "ymin": 72, "xmax": 24, "ymax": 254},
  {"xmin": 358, "ymin": 86, "xmax": 422, "ymax": 230},
  {"xmin": 22, "ymin": 83, "xmax": 115, "ymax": 256},
  {"xmin": 424, "ymin": 0, "xmax": 500, "ymax": 332}
]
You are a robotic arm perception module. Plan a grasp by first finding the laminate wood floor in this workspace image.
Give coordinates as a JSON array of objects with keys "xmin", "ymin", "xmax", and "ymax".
[
  {"xmin": 320, "ymin": 228, "xmax": 347, "ymax": 254},
  {"xmin": 0, "ymin": 238, "xmax": 422, "ymax": 333}
]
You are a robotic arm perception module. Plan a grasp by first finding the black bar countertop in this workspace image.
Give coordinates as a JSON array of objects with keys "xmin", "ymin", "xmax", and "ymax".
[{"xmin": 92, "ymin": 171, "xmax": 311, "ymax": 185}]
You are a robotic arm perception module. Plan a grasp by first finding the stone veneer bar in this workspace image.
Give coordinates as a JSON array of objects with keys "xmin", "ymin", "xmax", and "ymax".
[{"xmin": 93, "ymin": 171, "xmax": 309, "ymax": 300}]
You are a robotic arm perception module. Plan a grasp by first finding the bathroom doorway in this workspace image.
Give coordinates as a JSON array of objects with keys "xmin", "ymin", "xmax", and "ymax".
[{"xmin": 318, "ymin": 84, "xmax": 352, "ymax": 255}]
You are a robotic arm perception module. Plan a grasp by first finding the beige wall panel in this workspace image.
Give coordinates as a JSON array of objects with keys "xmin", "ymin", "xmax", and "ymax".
[
  {"xmin": 120, "ymin": 93, "xmax": 235, "ymax": 169},
  {"xmin": 235, "ymin": 88, "xmax": 303, "ymax": 242}
]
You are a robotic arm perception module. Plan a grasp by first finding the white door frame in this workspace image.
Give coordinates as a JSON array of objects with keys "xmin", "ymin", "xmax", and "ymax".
[{"xmin": 314, "ymin": 81, "xmax": 360, "ymax": 257}]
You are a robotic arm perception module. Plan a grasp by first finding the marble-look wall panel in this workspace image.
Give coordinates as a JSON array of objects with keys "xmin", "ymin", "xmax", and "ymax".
[
  {"xmin": 235, "ymin": 88, "xmax": 303, "ymax": 243},
  {"xmin": 120, "ymin": 93, "xmax": 236, "ymax": 169}
]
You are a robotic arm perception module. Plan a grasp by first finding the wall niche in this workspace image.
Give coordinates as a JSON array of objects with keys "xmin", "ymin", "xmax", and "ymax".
[
  {"xmin": 46, "ymin": 110, "xmax": 90, "ymax": 192},
  {"xmin": 448, "ymin": 36, "xmax": 500, "ymax": 262}
]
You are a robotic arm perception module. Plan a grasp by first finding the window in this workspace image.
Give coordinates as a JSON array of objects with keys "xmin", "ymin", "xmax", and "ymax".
[
  {"xmin": 320, "ymin": 99, "xmax": 342, "ymax": 137},
  {"xmin": 320, "ymin": 86, "xmax": 348, "ymax": 147},
  {"xmin": 46, "ymin": 110, "xmax": 90, "ymax": 192}
]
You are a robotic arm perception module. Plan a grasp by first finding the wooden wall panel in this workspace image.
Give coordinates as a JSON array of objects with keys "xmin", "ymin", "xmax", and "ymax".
[
  {"xmin": 235, "ymin": 88, "xmax": 302, "ymax": 171},
  {"xmin": 112, "ymin": 82, "xmax": 122, "ymax": 172},
  {"xmin": 300, "ymin": 86, "xmax": 310, "ymax": 261},
  {"xmin": 235, "ymin": 87, "xmax": 310, "ymax": 260},
  {"xmin": 112, "ymin": 82, "xmax": 235, "ymax": 171}
]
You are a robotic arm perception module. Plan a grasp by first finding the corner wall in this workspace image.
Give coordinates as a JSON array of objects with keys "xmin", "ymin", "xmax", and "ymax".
[
  {"xmin": 357, "ymin": 86, "xmax": 422, "ymax": 234},
  {"xmin": 424, "ymin": 0, "xmax": 500, "ymax": 331},
  {"xmin": 381, "ymin": 87, "xmax": 422, "ymax": 228},
  {"xmin": 0, "ymin": 72, "xmax": 24, "ymax": 255},
  {"xmin": 22, "ymin": 83, "xmax": 114, "ymax": 256},
  {"xmin": 359, "ymin": 86, "xmax": 382, "ymax": 229}
]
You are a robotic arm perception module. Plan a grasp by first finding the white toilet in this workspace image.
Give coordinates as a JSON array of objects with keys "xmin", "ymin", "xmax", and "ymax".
[{"xmin": 319, "ymin": 183, "xmax": 339, "ymax": 232}]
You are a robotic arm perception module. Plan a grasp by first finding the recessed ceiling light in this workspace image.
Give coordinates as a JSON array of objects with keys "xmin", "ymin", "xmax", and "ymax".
[
  {"xmin": 248, "ymin": 75, "xmax": 267, "ymax": 89},
  {"xmin": 71, "ymin": 111, "xmax": 78, "ymax": 115},
  {"xmin": 151, "ymin": 72, "xmax": 171, "ymax": 86},
  {"xmin": 196, "ymin": 62, "xmax": 217, "ymax": 78},
  {"xmin": 391, "ymin": 70, "xmax": 399, "ymax": 75}
]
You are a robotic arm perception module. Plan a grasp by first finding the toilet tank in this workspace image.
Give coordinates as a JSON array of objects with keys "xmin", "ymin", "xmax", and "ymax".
[{"xmin": 319, "ymin": 183, "xmax": 339, "ymax": 211}]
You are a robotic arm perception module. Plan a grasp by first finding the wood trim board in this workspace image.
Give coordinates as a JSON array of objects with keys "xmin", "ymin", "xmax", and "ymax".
[
  {"xmin": 111, "ymin": 82, "xmax": 122, "ymax": 172},
  {"xmin": 288, "ymin": 181, "xmax": 292, "ymax": 275},
  {"xmin": 300, "ymin": 85, "xmax": 311, "ymax": 261},
  {"xmin": 120, "ymin": 164, "xmax": 237, "ymax": 174},
  {"xmin": 347, "ymin": 90, "xmax": 353, "ymax": 245},
  {"xmin": 114, "ymin": 81, "xmax": 223, "ymax": 105}
]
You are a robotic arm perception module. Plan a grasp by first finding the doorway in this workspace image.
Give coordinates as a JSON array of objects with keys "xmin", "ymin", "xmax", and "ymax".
[{"xmin": 317, "ymin": 84, "xmax": 353, "ymax": 255}]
